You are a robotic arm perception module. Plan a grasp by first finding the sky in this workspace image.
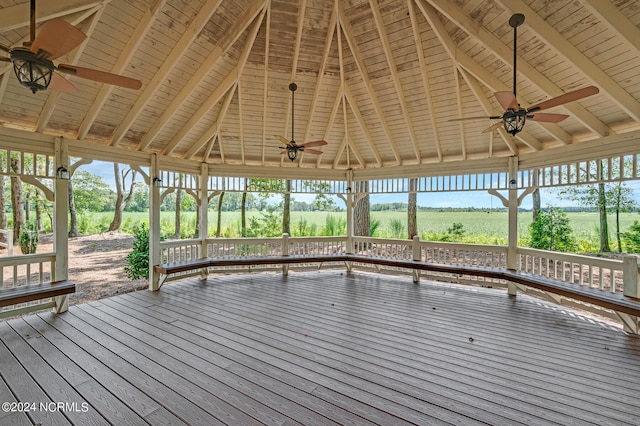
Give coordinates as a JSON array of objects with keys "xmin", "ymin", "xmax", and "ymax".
[{"xmin": 80, "ymin": 160, "xmax": 640, "ymax": 210}]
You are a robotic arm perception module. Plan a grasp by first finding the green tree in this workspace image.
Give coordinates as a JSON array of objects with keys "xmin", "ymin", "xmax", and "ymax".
[
  {"xmin": 529, "ymin": 207, "xmax": 575, "ymax": 252},
  {"xmin": 124, "ymin": 225, "xmax": 149, "ymax": 280},
  {"xmin": 71, "ymin": 170, "xmax": 113, "ymax": 211}
]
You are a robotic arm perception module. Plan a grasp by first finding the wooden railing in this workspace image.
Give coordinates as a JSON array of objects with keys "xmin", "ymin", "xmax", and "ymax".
[
  {"xmin": 0, "ymin": 252, "xmax": 56, "ymax": 317},
  {"xmin": 517, "ymin": 247, "xmax": 624, "ymax": 293},
  {"xmin": 158, "ymin": 234, "xmax": 636, "ymax": 298}
]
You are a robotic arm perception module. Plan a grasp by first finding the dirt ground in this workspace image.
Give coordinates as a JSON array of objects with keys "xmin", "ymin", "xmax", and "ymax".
[{"xmin": 36, "ymin": 232, "xmax": 148, "ymax": 306}]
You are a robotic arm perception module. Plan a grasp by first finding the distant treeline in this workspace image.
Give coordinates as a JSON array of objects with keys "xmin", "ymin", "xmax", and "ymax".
[{"xmin": 369, "ymin": 202, "xmax": 639, "ymax": 213}]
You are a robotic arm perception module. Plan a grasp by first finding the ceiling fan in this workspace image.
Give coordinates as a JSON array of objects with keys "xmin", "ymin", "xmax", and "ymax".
[
  {"xmin": 450, "ymin": 13, "xmax": 599, "ymax": 135},
  {"xmin": 0, "ymin": 0, "xmax": 142, "ymax": 94},
  {"xmin": 275, "ymin": 82, "xmax": 328, "ymax": 161}
]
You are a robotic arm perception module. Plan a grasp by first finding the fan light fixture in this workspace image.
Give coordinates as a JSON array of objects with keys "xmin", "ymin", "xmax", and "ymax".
[
  {"xmin": 152, "ymin": 177, "xmax": 162, "ymax": 187},
  {"xmin": 11, "ymin": 48, "xmax": 54, "ymax": 93},
  {"xmin": 503, "ymin": 112, "xmax": 526, "ymax": 136},
  {"xmin": 287, "ymin": 147, "xmax": 297, "ymax": 161}
]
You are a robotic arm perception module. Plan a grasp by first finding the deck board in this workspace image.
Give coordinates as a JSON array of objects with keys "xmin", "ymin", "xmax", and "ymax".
[{"xmin": 1, "ymin": 271, "xmax": 640, "ymax": 425}]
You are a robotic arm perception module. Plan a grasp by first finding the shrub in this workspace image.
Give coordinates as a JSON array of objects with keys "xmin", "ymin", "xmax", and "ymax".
[
  {"xmin": 389, "ymin": 219, "xmax": 405, "ymax": 238},
  {"xmin": 19, "ymin": 224, "xmax": 39, "ymax": 254},
  {"xmin": 622, "ymin": 221, "xmax": 640, "ymax": 253},
  {"xmin": 124, "ymin": 225, "xmax": 149, "ymax": 280},
  {"xmin": 529, "ymin": 208, "xmax": 576, "ymax": 252}
]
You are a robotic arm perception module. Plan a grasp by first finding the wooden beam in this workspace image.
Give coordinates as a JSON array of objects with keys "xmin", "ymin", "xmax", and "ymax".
[
  {"xmin": 337, "ymin": 4, "xmax": 402, "ymax": 164},
  {"xmin": 581, "ymin": 0, "xmax": 640, "ymax": 58},
  {"xmin": 0, "ymin": 0, "xmax": 103, "ymax": 32},
  {"xmin": 368, "ymin": 0, "xmax": 421, "ymax": 162},
  {"xmin": 110, "ymin": 0, "xmax": 224, "ymax": 147},
  {"xmin": 317, "ymin": 79, "xmax": 344, "ymax": 168},
  {"xmin": 298, "ymin": 2, "xmax": 336, "ymax": 167},
  {"xmin": 454, "ymin": 67, "xmax": 467, "ymax": 159},
  {"xmin": 261, "ymin": 3, "xmax": 271, "ymax": 165},
  {"xmin": 37, "ymin": 8, "xmax": 106, "ymax": 133},
  {"xmin": 162, "ymin": 6, "xmax": 265, "ymax": 156},
  {"xmin": 137, "ymin": 0, "xmax": 266, "ymax": 151},
  {"xmin": 425, "ymin": 0, "xmax": 608, "ymax": 140},
  {"xmin": 76, "ymin": 0, "xmax": 167, "ymax": 140},
  {"xmin": 497, "ymin": 0, "xmax": 640, "ymax": 123},
  {"xmin": 344, "ymin": 86, "xmax": 383, "ymax": 166},
  {"xmin": 408, "ymin": 0, "xmax": 443, "ymax": 161},
  {"xmin": 238, "ymin": 80, "xmax": 245, "ymax": 164}
]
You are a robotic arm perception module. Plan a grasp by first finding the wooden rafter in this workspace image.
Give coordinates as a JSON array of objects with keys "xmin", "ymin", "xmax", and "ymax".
[
  {"xmin": 0, "ymin": 0, "xmax": 103, "ymax": 32},
  {"xmin": 454, "ymin": 67, "xmax": 467, "ymax": 159},
  {"xmin": 497, "ymin": 0, "xmax": 640, "ymax": 123},
  {"xmin": 261, "ymin": 2, "xmax": 271, "ymax": 165},
  {"xmin": 317, "ymin": 79, "xmax": 344, "ymax": 168},
  {"xmin": 408, "ymin": 0, "xmax": 442, "ymax": 161},
  {"xmin": 337, "ymin": 3, "xmax": 402, "ymax": 165},
  {"xmin": 238, "ymin": 80, "xmax": 245, "ymax": 164},
  {"xmin": 368, "ymin": 0, "xmax": 421, "ymax": 163},
  {"xmin": 344, "ymin": 86, "xmax": 382, "ymax": 166},
  {"xmin": 426, "ymin": 0, "xmax": 607, "ymax": 141},
  {"xmin": 110, "ymin": 0, "xmax": 224, "ymax": 147},
  {"xmin": 163, "ymin": 6, "xmax": 266, "ymax": 156},
  {"xmin": 75, "ymin": 0, "xmax": 167, "ymax": 140},
  {"xmin": 36, "ymin": 8, "xmax": 105, "ymax": 133},
  {"xmin": 582, "ymin": 0, "xmax": 640, "ymax": 59}
]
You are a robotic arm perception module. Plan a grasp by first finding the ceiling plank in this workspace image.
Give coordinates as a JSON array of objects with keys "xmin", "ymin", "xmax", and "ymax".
[
  {"xmin": 261, "ymin": 3, "xmax": 271, "ymax": 165},
  {"xmin": 317, "ymin": 79, "xmax": 344, "ymax": 168},
  {"xmin": 136, "ymin": 0, "xmax": 266, "ymax": 151},
  {"xmin": 426, "ymin": 0, "xmax": 607, "ymax": 141},
  {"xmin": 337, "ymin": 3, "xmax": 402, "ymax": 165},
  {"xmin": 408, "ymin": 0, "xmax": 443, "ymax": 161},
  {"xmin": 75, "ymin": 0, "xmax": 167, "ymax": 140},
  {"xmin": 496, "ymin": 0, "xmax": 640, "ymax": 123},
  {"xmin": 367, "ymin": 0, "xmax": 421, "ymax": 162},
  {"xmin": 109, "ymin": 0, "xmax": 225, "ymax": 147},
  {"xmin": 344, "ymin": 86, "xmax": 383, "ymax": 166},
  {"xmin": 454, "ymin": 67, "xmax": 467, "ymax": 159},
  {"xmin": 238, "ymin": 80, "xmax": 245, "ymax": 164},
  {"xmin": 0, "ymin": 0, "xmax": 103, "ymax": 32},
  {"xmin": 163, "ymin": 6, "xmax": 266, "ymax": 156},
  {"xmin": 580, "ymin": 0, "xmax": 640, "ymax": 62}
]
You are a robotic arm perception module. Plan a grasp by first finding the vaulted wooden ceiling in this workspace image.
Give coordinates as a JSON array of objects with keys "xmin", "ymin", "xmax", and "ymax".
[{"xmin": 1, "ymin": 0, "xmax": 639, "ymax": 175}]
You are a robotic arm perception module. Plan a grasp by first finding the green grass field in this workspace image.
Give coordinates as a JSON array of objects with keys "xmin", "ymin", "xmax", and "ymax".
[{"xmin": 83, "ymin": 209, "xmax": 640, "ymax": 251}]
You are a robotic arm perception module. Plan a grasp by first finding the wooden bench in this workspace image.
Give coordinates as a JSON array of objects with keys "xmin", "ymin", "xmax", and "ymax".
[
  {"xmin": 155, "ymin": 255, "xmax": 640, "ymax": 321},
  {"xmin": 0, "ymin": 281, "xmax": 75, "ymax": 316}
]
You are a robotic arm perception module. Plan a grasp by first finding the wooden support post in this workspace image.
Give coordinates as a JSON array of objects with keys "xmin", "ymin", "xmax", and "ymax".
[
  {"xmin": 412, "ymin": 235, "xmax": 421, "ymax": 283},
  {"xmin": 53, "ymin": 138, "xmax": 69, "ymax": 313},
  {"xmin": 149, "ymin": 154, "xmax": 162, "ymax": 291},
  {"xmin": 282, "ymin": 233, "xmax": 289, "ymax": 276},
  {"xmin": 507, "ymin": 156, "xmax": 518, "ymax": 296},
  {"xmin": 199, "ymin": 163, "xmax": 209, "ymax": 280},
  {"xmin": 622, "ymin": 255, "xmax": 639, "ymax": 334}
]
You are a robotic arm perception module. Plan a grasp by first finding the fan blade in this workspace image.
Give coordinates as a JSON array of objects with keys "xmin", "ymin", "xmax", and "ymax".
[
  {"xmin": 527, "ymin": 86, "xmax": 599, "ymax": 113},
  {"xmin": 300, "ymin": 148, "xmax": 323, "ymax": 155},
  {"xmin": 0, "ymin": 57, "xmax": 10, "ymax": 63},
  {"xmin": 275, "ymin": 135, "xmax": 293, "ymax": 146},
  {"xmin": 482, "ymin": 122, "xmax": 503, "ymax": 133},
  {"xmin": 528, "ymin": 113, "xmax": 569, "ymax": 123},
  {"xmin": 448, "ymin": 116, "xmax": 500, "ymax": 122},
  {"xmin": 56, "ymin": 64, "xmax": 142, "ymax": 89},
  {"xmin": 49, "ymin": 73, "xmax": 78, "ymax": 94},
  {"xmin": 494, "ymin": 91, "xmax": 518, "ymax": 110},
  {"xmin": 30, "ymin": 19, "xmax": 86, "ymax": 60},
  {"xmin": 280, "ymin": 150, "xmax": 288, "ymax": 155},
  {"xmin": 298, "ymin": 140, "xmax": 328, "ymax": 148},
  {"xmin": 0, "ymin": 43, "xmax": 11, "ymax": 54}
]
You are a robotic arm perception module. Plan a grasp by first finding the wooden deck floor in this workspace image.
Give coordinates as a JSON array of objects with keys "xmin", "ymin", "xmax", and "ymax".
[{"xmin": 1, "ymin": 271, "xmax": 640, "ymax": 425}]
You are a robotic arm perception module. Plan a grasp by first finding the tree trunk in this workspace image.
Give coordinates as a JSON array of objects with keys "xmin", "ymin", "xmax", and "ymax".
[
  {"xmin": 25, "ymin": 192, "xmax": 30, "ymax": 222},
  {"xmin": 615, "ymin": 183, "xmax": 622, "ymax": 253},
  {"xmin": 408, "ymin": 178, "xmax": 417, "ymax": 239},
  {"xmin": 241, "ymin": 192, "xmax": 247, "ymax": 237},
  {"xmin": 598, "ymin": 182, "xmax": 610, "ymax": 252},
  {"xmin": 282, "ymin": 180, "xmax": 291, "ymax": 235},
  {"xmin": 68, "ymin": 180, "xmax": 80, "ymax": 237},
  {"xmin": 354, "ymin": 181, "xmax": 370, "ymax": 236},
  {"xmin": 35, "ymin": 195, "xmax": 43, "ymax": 232},
  {"xmin": 10, "ymin": 158, "xmax": 24, "ymax": 245},
  {"xmin": 532, "ymin": 188, "xmax": 541, "ymax": 222},
  {"xmin": 194, "ymin": 203, "xmax": 200, "ymax": 238},
  {"xmin": 109, "ymin": 163, "xmax": 137, "ymax": 232},
  {"xmin": 216, "ymin": 192, "xmax": 224, "ymax": 237},
  {"xmin": 173, "ymin": 188, "xmax": 182, "ymax": 239},
  {"xmin": 0, "ymin": 176, "xmax": 6, "ymax": 229}
]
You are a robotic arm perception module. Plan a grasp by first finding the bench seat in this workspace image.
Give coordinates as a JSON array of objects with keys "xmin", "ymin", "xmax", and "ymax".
[
  {"xmin": 154, "ymin": 255, "xmax": 640, "ymax": 318},
  {"xmin": 0, "ymin": 280, "xmax": 75, "ymax": 308}
]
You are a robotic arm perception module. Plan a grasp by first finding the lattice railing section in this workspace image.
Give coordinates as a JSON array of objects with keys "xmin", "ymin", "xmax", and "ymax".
[
  {"xmin": 207, "ymin": 176, "xmax": 347, "ymax": 194},
  {"xmin": 0, "ymin": 253, "xmax": 55, "ymax": 315},
  {"xmin": 525, "ymin": 154, "xmax": 640, "ymax": 189},
  {"xmin": 362, "ymin": 173, "xmax": 512, "ymax": 194},
  {"xmin": 517, "ymin": 248, "xmax": 624, "ymax": 293},
  {"xmin": 156, "ymin": 170, "xmax": 199, "ymax": 190},
  {"xmin": 0, "ymin": 149, "xmax": 56, "ymax": 178}
]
